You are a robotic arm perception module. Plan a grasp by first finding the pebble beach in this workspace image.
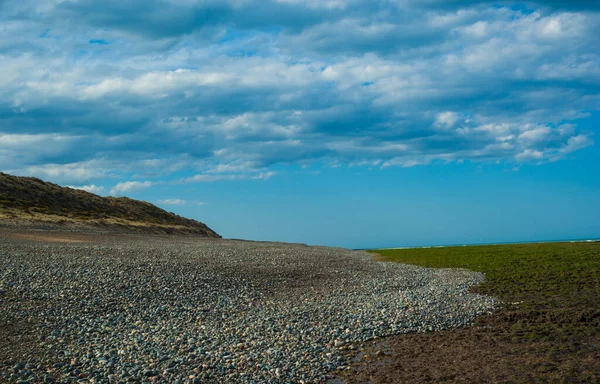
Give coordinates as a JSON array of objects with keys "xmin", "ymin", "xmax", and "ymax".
[{"xmin": 0, "ymin": 231, "xmax": 496, "ymax": 383}]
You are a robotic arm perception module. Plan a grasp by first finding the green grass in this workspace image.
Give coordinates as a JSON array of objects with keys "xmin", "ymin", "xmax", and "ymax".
[
  {"xmin": 371, "ymin": 241, "xmax": 600, "ymax": 341},
  {"xmin": 334, "ymin": 242, "xmax": 600, "ymax": 383}
]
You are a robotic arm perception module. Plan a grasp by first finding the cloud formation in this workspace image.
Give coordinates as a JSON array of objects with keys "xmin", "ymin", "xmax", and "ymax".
[
  {"xmin": 157, "ymin": 199, "xmax": 207, "ymax": 206},
  {"xmin": 0, "ymin": 0, "xmax": 598, "ymax": 184},
  {"xmin": 110, "ymin": 181, "xmax": 154, "ymax": 196},
  {"xmin": 157, "ymin": 199, "xmax": 186, "ymax": 205},
  {"xmin": 67, "ymin": 184, "xmax": 107, "ymax": 195},
  {"xmin": 184, "ymin": 171, "xmax": 278, "ymax": 183}
]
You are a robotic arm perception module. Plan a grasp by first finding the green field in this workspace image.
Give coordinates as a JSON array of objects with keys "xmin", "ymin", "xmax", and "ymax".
[
  {"xmin": 347, "ymin": 241, "xmax": 600, "ymax": 383},
  {"xmin": 372, "ymin": 241, "xmax": 600, "ymax": 317}
]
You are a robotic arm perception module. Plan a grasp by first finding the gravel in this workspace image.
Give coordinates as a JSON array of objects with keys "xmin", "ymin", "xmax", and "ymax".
[{"xmin": 0, "ymin": 232, "xmax": 496, "ymax": 383}]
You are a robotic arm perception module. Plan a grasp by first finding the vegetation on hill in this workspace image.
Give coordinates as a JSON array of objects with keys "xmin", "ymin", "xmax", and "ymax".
[{"xmin": 0, "ymin": 172, "xmax": 220, "ymax": 237}]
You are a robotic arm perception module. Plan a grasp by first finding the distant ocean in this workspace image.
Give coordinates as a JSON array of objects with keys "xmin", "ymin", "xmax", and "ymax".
[{"xmin": 357, "ymin": 238, "xmax": 600, "ymax": 251}]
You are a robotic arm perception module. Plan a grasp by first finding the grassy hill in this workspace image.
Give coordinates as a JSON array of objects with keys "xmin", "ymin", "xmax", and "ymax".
[{"xmin": 0, "ymin": 172, "xmax": 220, "ymax": 237}]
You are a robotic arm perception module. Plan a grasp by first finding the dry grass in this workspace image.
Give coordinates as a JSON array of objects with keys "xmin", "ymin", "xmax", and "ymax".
[{"xmin": 0, "ymin": 172, "xmax": 220, "ymax": 237}]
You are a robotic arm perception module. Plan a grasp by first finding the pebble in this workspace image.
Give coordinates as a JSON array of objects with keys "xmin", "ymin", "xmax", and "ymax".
[{"xmin": 0, "ymin": 233, "xmax": 496, "ymax": 383}]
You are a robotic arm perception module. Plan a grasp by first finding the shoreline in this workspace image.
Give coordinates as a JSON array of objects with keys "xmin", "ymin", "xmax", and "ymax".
[{"xmin": 360, "ymin": 237, "xmax": 600, "ymax": 251}]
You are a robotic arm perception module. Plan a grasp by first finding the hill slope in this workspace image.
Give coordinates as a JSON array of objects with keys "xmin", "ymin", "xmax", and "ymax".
[{"xmin": 0, "ymin": 172, "xmax": 220, "ymax": 237}]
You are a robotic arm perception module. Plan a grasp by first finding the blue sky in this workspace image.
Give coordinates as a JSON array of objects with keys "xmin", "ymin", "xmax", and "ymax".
[{"xmin": 1, "ymin": 0, "xmax": 599, "ymax": 248}]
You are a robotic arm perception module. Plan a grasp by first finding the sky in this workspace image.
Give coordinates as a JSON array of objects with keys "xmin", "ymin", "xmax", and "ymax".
[{"xmin": 1, "ymin": 0, "xmax": 599, "ymax": 249}]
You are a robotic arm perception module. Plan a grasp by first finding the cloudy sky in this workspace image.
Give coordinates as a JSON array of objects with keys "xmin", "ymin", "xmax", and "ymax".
[{"xmin": 1, "ymin": 0, "xmax": 599, "ymax": 247}]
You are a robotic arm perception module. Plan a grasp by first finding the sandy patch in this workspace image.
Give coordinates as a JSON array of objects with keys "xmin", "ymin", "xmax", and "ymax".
[{"xmin": 5, "ymin": 232, "xmax": 94, "ymax": 243}]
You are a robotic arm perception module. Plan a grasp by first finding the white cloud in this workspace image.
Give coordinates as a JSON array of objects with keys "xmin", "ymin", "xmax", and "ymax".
[
  {"xmin": 462, "ymin": 21, "xmax": 488, "ymax": 38},
  {"xmin": 110, "ymin": 181, "xmax": 154, "ymax": 196},
  {"xmin": 7, "ymin": 161, "xmax": 109, "ymax": 184},
  {"xmin": 382, "ymin": 158, "xmax": 427, "ymax": 168},
  {"xmin": 0, "ymin": 133, "xmax": 70, "ymax": 147},
  {"xmin": 0, "ymin": 134, "xmax": 81, "ymax": 168},
  {"xmin": 206, "ymin": 161, "xmax": 260, "ymax": 174},
  {"xmin": 515, "ymin": 149, "xmax": 545, "ymax": 161},
  {"xmin": 560, "ymin": 134, "xmax": 593, "ymax": 154},
  {"xmin": 517, "ymin": 126, "xmax": 552, "ymax": 142},
  {"xmin": 185, "ymin": 171, "xmax": 277, "ymax": 182},
  {"xmin": 274, "ymin": 0, "xmax": 347, "ymax": 9},
  {"xmin": 156, "ymin": 199, "xmax": 208, "ymax": 206},
  {"xmin": 434, "ymin": 111, "xmax": 460, "ymax": 128},
  {"xmin": 157, "ymin": 199, "xmax": 186, "ymax": 205},
  {"xmin": 67, "ymin": 184, "xmax": 107, "ymax": 195}
]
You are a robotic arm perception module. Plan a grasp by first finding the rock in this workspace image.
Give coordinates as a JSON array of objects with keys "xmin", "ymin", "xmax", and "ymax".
[
  {"xmin": 0, "ymin": 233, "xmax": 496, "ymax": 383},
  {"xmin": 143, "ymin": 370, "xmax": 158, "ymax": 377}
]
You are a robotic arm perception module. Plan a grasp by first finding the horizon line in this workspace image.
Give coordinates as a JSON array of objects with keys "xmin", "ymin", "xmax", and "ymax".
[{"xmin": 356, "ymin": 237, "xmax": 600, "ymax": 251}]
